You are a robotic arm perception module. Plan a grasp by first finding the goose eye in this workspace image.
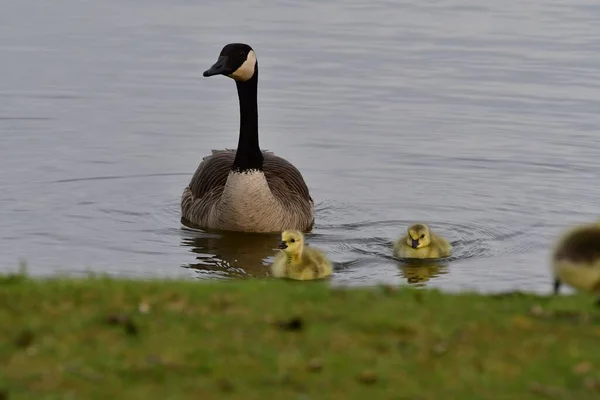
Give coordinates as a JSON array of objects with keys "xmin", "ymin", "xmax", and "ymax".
[
  {"xmin": 290, "ymin": 238, "xmax": 295, "ymax": 243},
  {"xmin": 420, "ymin": 234, "xmax": 425, "ymax": 239}
]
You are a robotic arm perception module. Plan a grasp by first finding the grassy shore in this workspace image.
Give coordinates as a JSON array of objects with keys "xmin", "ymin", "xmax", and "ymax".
[{"xmin": 1, "ymin": 273, "xmax": 600, "ymax": 399}]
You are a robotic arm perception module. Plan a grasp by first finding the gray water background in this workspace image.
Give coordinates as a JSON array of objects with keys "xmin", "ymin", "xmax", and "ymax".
[{"xmin": 2, "ymin": 0, "xmax": 599, "ymax": 293}]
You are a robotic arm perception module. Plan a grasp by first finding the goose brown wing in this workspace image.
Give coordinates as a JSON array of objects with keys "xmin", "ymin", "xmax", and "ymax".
[
  {"xmin": 181, "ymin": 150, "xmax": 235, "ymax": 225},
  {"xmin": 263, "ymin": 153, "xmax": 313, "ymax": 203},
  {"xmin": 187, "ymin": 149, "xmax": 236, "ymax": 199}
]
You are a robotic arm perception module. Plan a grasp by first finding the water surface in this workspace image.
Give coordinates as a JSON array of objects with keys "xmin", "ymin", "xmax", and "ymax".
[{"xmin": 2, "ymin": 0, "xmax": 600, "ymax": 293}]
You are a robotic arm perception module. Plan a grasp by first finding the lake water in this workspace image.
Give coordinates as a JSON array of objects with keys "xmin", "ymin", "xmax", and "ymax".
[{"xmin": 1, "ymin": 0, "xmax": 599, "ymax": 294}]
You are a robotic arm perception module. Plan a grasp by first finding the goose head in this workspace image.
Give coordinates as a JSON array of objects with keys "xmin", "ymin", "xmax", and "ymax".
[
  {"xmin": 203, "ymin": 43, "xmax": 257, "ymax": 82},
  {"xmin": 406, "ymin": 224, "xmax": 431, "ymax": 249}
]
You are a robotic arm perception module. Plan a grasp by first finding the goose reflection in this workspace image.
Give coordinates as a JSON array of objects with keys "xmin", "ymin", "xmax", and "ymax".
[
  {"xmin": 396, "ymin": 260, "xmax": 449, "ymax": 286},
  {"xmin": 180, "ymin": 224, "xmax": 280, "ymax": 278}
]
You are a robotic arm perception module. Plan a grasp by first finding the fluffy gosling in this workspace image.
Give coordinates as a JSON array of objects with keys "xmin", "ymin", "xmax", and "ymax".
[
  {"xmin": 270, "ymin": 230, "xmax": 333, "ymax": 280},
  {"xmin": 393, "ymin": 223, "xmax": 452, "ymax": 259},
  {"xmin": 552, "ymin": 220, "xmax": 600, "ymax": 305}
]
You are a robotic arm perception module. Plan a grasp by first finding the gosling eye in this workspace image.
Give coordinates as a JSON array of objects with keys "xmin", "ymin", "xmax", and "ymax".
[
  {"xmin": 420, "ymin": 234, "xmax": 425, "ymax": 239},
  {"xmin": 290, "ymin": 238, "xmax": 295, "ymax": 243}
]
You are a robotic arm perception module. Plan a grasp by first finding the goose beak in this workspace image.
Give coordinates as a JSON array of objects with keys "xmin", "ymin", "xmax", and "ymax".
[
  {"xmin": 203, "ymin": 55, "xmax": 232, "ymax": 77},
  {"xmin": 411, "ymin": 239, "xmax": 419, "ymax": 249},
  {"xmin": 277, "ymin": 241, "xmax": 288, "ymax": 250}
]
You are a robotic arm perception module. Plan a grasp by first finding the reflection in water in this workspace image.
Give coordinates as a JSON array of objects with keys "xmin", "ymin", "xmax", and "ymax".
[
  {"xmin": 180, "ymin": 227, "xmax": 281, "ymax": 278},
  {"xmin": 396, "ymin": 260, "xmax": 449, "ymax": 286}
]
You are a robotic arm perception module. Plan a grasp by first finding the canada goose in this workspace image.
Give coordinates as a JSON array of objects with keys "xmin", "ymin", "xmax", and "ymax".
[
  {"xmin": 181, "ymin": 43, "xmax": 314, "ymax": 233},
  {"xmin": 551, "ymin": 220, "xmax": 600, "ymax": 305},
  {"xmin": 270, "ymin": 230, "xmax": 333, "ymax": 280},
  {"xmin": 393, "ymin": 223, "xmax": 452, "ymax": 259}
]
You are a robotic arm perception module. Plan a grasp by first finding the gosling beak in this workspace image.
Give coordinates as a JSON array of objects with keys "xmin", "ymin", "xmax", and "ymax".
[
  {"xmin": 411, "ymin": 239, "xmax": 419, "ymax": 249},
  {"xmin": 203, "ymin": 55, "xmax": 233, "ymax": 77},
  {"xmin": 277, "ymin": 241, "xmax": 288, "ymax": 250}
]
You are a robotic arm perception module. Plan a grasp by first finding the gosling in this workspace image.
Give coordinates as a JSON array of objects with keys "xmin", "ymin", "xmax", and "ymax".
[
  {"xmin": 393, "ymin": 223, "xmax": 452, "ymax": 259},
  {"xmin": 270, "ymin": 230, "xmax": 333, "ymax": 280},
  {"xmin": 552, "ymin": 220, "xmax": 600, "ymax": 305}
]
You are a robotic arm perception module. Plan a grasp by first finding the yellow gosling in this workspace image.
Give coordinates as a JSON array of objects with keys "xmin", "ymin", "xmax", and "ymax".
[
  {"xmin": 552, "ymin": 220, "xmax": 600, "ymax": 305},
  {"xmin": 393, "ymin": 223, "xmax": 452, "ymax": 259},
  {"xmin": 270, "ymin": 230, "xmax": 333, "ymax": 280}
]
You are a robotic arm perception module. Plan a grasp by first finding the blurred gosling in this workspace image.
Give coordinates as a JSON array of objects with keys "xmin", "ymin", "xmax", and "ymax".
[
  {"xmin": 393, "ymin": 223, "xmax": 452, "ymax": 259},
  {"xmin": 271, "ymin": 230, "xmax": 333, "ymax": 280},
  {"xmin": 552, "ymin": 220, "xmax": 600, "ymax": 305}
]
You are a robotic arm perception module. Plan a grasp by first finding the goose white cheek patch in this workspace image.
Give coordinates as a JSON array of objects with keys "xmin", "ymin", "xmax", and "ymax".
[{"xmin": 228, "ymin": 50, "xmax": 257, "ymax": 82}]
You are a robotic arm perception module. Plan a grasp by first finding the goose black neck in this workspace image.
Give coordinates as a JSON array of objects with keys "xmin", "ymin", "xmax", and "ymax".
[{"xmin": 232, "ymin": 67, "xmax": 263, "ymax": 172}]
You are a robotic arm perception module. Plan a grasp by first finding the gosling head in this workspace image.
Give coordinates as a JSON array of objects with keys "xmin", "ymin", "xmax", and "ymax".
[
  {"xmin": 406, "ymin": 224, "xmax": 431, "ymax": 249},
  {"xmin": 203, "ymin": 43, "xmax": 257, "ymax": 82},
  {"xmin": 277, "ymin": 230, "xmax": 305, "ymax": 255}
]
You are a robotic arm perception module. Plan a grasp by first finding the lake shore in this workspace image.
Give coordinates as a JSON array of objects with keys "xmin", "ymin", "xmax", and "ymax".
[{"xmin": 2, "ymin": 273, "xmax": 600, "ymax": 399}]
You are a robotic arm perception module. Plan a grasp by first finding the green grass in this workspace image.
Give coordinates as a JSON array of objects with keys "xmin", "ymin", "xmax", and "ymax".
[{"xmin": 1, "ymin": 273, "xmax": 600, "ymax": 399}]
